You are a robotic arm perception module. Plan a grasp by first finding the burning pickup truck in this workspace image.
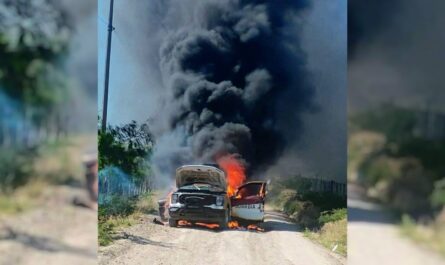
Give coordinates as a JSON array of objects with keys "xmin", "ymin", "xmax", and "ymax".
[{"xmin": 165, "ymin": 164, "xmax": 267, "ymax": 228}]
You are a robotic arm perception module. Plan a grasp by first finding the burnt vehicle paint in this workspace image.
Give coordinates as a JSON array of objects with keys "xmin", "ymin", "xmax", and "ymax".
[
  {"xmin": 168, "ymin": 165, "xmax": 230, "ymax": 228},
  {"xmin": 230, "ymin": 181, "xmax": 267, "ymax": 222}
]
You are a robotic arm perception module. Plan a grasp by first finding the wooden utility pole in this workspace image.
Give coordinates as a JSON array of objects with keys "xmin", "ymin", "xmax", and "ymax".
[{"xmin": 101, "ymin": 0, "xmax": 115, "ymax": 132}]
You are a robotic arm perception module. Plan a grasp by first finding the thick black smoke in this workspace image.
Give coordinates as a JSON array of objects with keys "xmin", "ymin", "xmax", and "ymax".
[
  {"xmin": 348, "ymin": 0, "xmax": 401, "ymax": 58},
  {"xmin": 150, "ymin": 0, "xmax": 314, "ymax": 175},
  {"xmin": 348, "ymin": 0, "xmax": 445, "ymax": 112}
]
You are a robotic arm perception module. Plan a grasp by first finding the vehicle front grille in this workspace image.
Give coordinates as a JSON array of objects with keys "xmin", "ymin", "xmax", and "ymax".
[{"xmin": 179, "ymin": 194, "xmax": 216, "ymax": 206}]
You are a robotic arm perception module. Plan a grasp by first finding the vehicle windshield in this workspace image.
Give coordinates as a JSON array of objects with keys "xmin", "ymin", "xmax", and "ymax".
[{"xmin": 179, "ymin": 183, "xmax": 224, "ymax": 192}]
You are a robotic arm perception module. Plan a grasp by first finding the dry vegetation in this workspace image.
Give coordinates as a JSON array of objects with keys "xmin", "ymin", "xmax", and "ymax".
[
  {"xmin": 400, "ymin": 214, "xmax": 445, "ymax": 256},
  {"xmin": 269, "ymin": 180, "xmax": 347, "ymax": 256},
  {"xmin": 349, "ymin": 105, "xmax": 445, "ymax": 256},
  {"xmin": 0, "ymin": 135, "xmax": 95, "ymax": 217},
  {"xmin": 304, "ymin": 219, "xmax": 347, "ymax": 255},
  {"xmin": 98, "ymin": 191, "xmax": 158, "ymax": 246}
]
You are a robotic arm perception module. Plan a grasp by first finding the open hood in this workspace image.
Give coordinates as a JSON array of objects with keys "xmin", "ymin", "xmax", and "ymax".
[{"xmin": 176, "ymin": 165, "xmax": 227, "ymax": 190}]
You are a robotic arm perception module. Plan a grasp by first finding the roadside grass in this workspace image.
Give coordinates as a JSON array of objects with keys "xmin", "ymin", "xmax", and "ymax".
[
  {"xmin": 0, "ymin": 195, "xmax": 30, "ymax": 216},
  {"xmin": 0, "ymin": 181, "xmax": 47, "ymax": 217},
  {"xmin": 400, "ymin": 214, "xmax": 445, "ymax": 256},
  {"xmin": 0, "ymin": 135, "xmax": 95, "ymax": 216},
  {"xmin": 99, "ymin": 214, "xmax": 139, "ymax": 246},
  {"xmin": 304, "ymin": 218, "xmax": 347, "ymax": 256},
  {"xmin": 33, "ymin": 135, "xmax": 94, "ymax": 185},
  {"xmin": 99, "ymin": 192, "xmax": 158, "ymax": 246},
  {"xmin": 268, "ymin": 180, "xmax": 347, "ymax": 256}
]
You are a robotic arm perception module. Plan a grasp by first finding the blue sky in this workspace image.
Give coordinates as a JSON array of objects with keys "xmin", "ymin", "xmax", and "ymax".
[{"xmin": 98, "ymin": 0, "xmax": 160, "ymax": 125}]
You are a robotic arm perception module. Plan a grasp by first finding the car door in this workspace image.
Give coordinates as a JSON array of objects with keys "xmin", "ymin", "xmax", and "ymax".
[{"xmin": 230, "ymin": 181, "xmax": 267, "ymax": 222}]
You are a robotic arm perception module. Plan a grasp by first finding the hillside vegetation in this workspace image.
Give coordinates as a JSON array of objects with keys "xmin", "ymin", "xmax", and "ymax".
[
  {"xmin": 269, "ymin": 177, "xmax": 347, "ymax": 256},
  {"xmin": 349, "ymin": 104, "xmax": 445, "ymax": 255}
]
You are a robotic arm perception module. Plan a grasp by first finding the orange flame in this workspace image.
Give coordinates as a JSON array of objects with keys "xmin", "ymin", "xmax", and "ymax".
[
  {"xmin": 247, "ymin": 224, "xmax": 265, "ymax": 232},
  {"xmin": 217, "ymin": 155, "xmax": 246, "ymax": 197},
  {"xmin": 195, "ymin": 222, "xmax": 220, "ymax": 229},
  {"xmin": 228, "ymin": 220, "xmax": 240, "ymax": 228},
  {"xmin": 228, "ymin": 220, "xmax": 265, "ymax": 232},
  {"xmin": 177, "ymin": 220, "xmax": 220, "ymax": 229},
  {"xmin": 178, "ymin": 220, "xmax": 192, "ymax": 226}
]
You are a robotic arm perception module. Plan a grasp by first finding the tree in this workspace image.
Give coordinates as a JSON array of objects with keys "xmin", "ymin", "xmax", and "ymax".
[
  {"xmin": 98, "ymin": 121, "xmax": 155, "ymax": 185},
  {"xmin": 0, "ymin": 0, "xmax": 73, "ymax": 145}
]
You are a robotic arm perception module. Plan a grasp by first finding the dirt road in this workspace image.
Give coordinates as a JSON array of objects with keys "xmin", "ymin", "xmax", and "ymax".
[
  {"xmin": 0, "ymin": 185, "xmax": 97, "ymax": 265},
  {"xmin": 99, "ymin": 209, "xmax": 345, "ymax": 265},
  {"xmin": 348, "ymin": 184, "xmax": 445, "ymax": 265}
]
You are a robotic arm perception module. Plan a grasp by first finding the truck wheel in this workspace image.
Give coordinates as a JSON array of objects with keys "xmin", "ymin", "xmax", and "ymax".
[
  {"xmin": 168, "ymin": 218, "xmax": 177, "ymax": 227},
  {"xmin": 218, "ymin": 209, "xmax": 230, "ymax": 230}
]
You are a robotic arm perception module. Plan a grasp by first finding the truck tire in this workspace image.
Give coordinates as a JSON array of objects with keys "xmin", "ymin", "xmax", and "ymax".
[
  {"xmin": 168, "ymin": 218, "xmax": 178, "ymax": 227},
  {"xmin": 218, "ymin": 209, "xmax": 230, "ymax": 230}
]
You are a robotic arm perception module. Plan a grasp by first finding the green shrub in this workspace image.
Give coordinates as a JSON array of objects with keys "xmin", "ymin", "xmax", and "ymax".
[
  {"xmin": 98, "ymin": 220, "xmax": 115, "ymax": 246},
  {"xmin": 0, "ymin": 149, "xmax": 36, "ymax": 192},
  {"xmin": 360, "ymin": 156, "xmax": 396, "ymax": 186},
  {"xmin": 296, "ymin": 201, "xmax": 320, "ymax": 228},
  {"xmin": 98, "ymin": 193, "xmax": 157, "ymax": 246},
  {"xmin": 305, "ymin": 218, "xmax": 347, "ymax": 256},
  {"xmin": 99, "ymin": 195, "xmax": 137, "ymax": 218},
  {"xmin": 271, "ymin": 189, "xmax": 297, "ymax": 209},
  {"xmin": 98, "ymin": 121, "xmax": 154, "ymax": 183},
  {"xmin": 301, "ymin": 192, "xmax": 346, "ymax": 212},
  {"xmin": 135, "ymin": 192, "xmax": 157, "ymax": 214},
  {"xmin": 283, "ymin": 199, "xmax": 302, "ymax": 216},
  {"xmin": 319, "ymin": 208, "xmax": 347, "ymax": 226},
  {"xmin": 431, "ymin": 179, "xmax": 445, "ymax": 209}
]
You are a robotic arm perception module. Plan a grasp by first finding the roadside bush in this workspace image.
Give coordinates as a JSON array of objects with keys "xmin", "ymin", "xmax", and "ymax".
[
  {"xmin": 305, "ymin": 218, "xmax": 347, "ymax": 256},
  {"xmin": 295, "ymin": 201, "xmax": 320, "ymax": 228},
  {"xmin": 99, "ymin": 195, "xmax": 137, "ymax": 217},
  {"xmin": 283, "ymin": 199, "xmax": 302, "ymax": 217},
  {"xmin": 319, "ymin": 208, "xmax": 347, "ymax": 226},
  {"xmin": 273, "ymin": 188, "xmax": 296, "ymax": 206},
  {"xmin": 98, "ymin": 121, "xmax": 154, "ymax": 184},
  {"xmin": 98, "ymin": 220, "xmax": 115, "ymax": 246},
  {"xmin": 397, "ymin": 139, "xmax": 445, "ymax": 179},
  {"xmin": 98, "ymin": 193, "xmax": 157, "ymax": 246},
  {"xmin": 386, "ymin": 158, "xmax": 432, "ymax": 215},
  {"xmin": 135, "ymin": 192, "xmax": 157, "ymax": 214},
  {"xmin": 0, "ymin": 137, "xmax": 92, "ymax": 195},
  {"xmin": 0, "ymin": 149, "xmax": 36, "ymax": 192},
  {"xmin": 360, "ymin": 155, "xmax": 399, "ymax": 186},
  {"xmin": 33, "ymin": 139, "xmax": 85, "ymax": 185},
  {"xmin": 270, "ymin": 178, "xmax": 347, "ymax": 254},
  {"xmin": 362, "ymin": 155, "xmax": 433, "ymax": 215},
  {"xmin": 271, "ymin": 180, "xmax": 346, "ymax": 228},
  {"xmin": 431, "ymin": 179, "xmax": 445, "ymax": 209},
  {"xmin": 348, "ymin": 131, "xmax": 386, "ymax": 182},
  {"xmin": 301, "ymin": 192, "xmax": 346, "ymax": 212}
]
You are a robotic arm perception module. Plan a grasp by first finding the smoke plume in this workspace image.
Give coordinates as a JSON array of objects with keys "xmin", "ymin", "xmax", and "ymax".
[
  {"xmin": 101, "ymin": 0, "xmax": 347, "ymax": 183},
  {"xmin": 58, "ymin": 0, "xmax": 97, "ymax": 133},
  {"xmin": 142, "ymin": 0, "xmax": 317, "ymax": 178}
]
